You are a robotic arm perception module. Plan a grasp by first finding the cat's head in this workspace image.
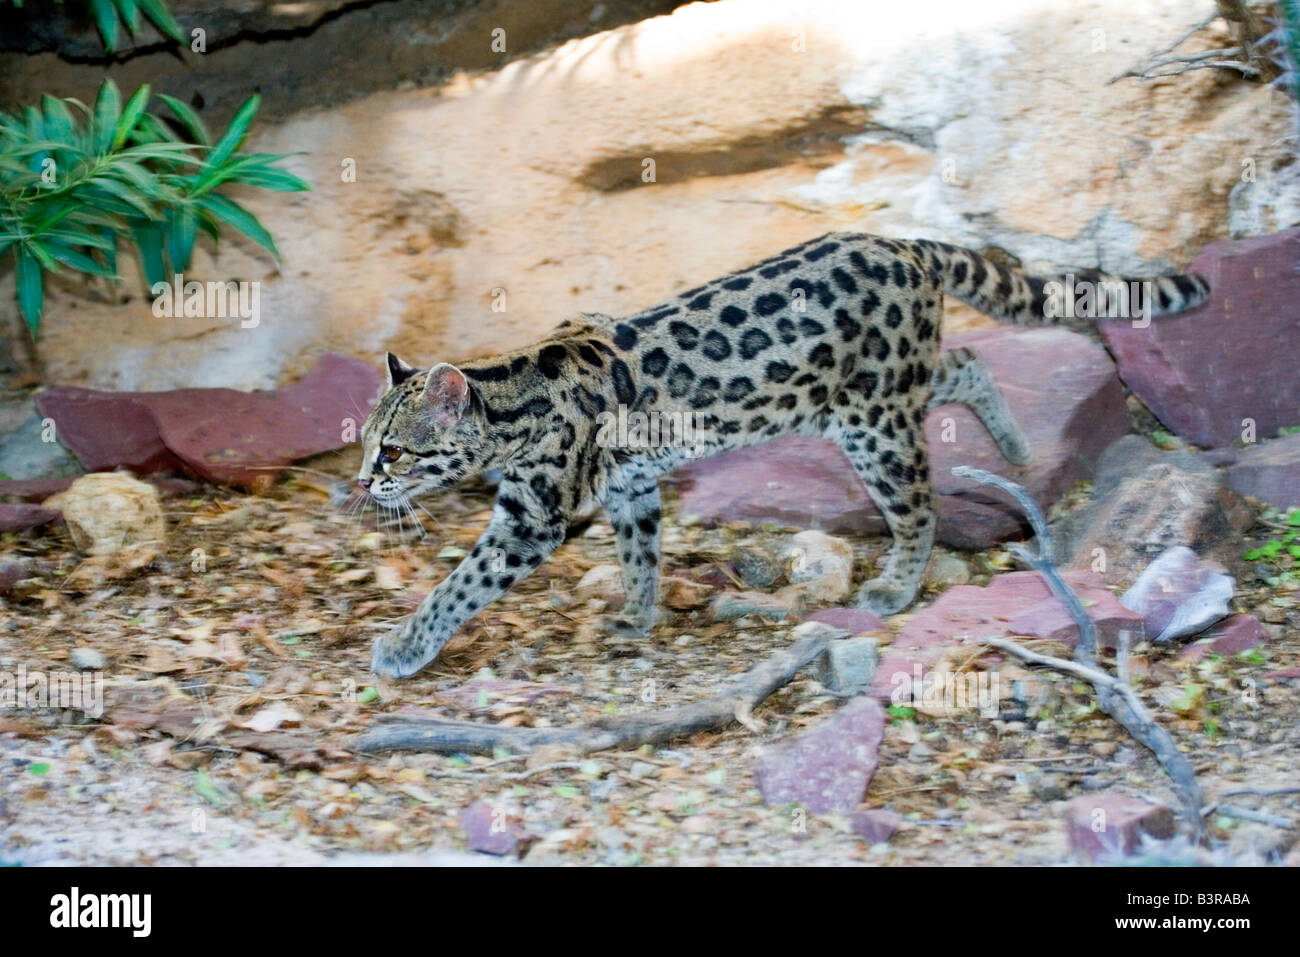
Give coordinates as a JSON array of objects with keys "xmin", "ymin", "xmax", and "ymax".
[{"xmin": 357, "ymin": 353, "xmax": 491, "ymax": 503}]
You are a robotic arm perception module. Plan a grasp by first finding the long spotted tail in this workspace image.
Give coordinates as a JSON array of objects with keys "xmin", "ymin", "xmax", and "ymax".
[{"xmin": 913, "ymin": 239, "xmax": 1211, "ymax": 324}]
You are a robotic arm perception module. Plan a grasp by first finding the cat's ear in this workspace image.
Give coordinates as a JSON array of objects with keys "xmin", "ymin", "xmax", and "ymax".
[
  {"xmin": 422, "ymin": 362, "xmax": 470, "ymax": 428},
  {"xmin": 385, "ymin": 353, "xmax": 417, "ymax": 389}
]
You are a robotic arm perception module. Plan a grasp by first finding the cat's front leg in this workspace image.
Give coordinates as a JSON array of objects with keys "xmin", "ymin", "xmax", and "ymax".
[
  {"xmin": 596, "ymin": 464, "xmax": 661, "ymax": 639},
  {"xmin": 371, "ymin": 499, "xmax": 565, "ymax": 679}
]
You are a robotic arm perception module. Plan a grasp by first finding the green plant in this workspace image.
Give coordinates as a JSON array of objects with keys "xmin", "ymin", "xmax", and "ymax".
[
  {"xmin": 1, "ymin": 79, "xmax": 309, "ymax": 350},
  {"xmin": 1244, "ymin": 505, "xmax": 1300, "ymax": 586},
  {"xmin": 85, "ymin": 0, "xmax": 185, "ymax": 51},
  {"xmin": 8, "ymin": 0, "xmax": 185, "ymax": 52}
]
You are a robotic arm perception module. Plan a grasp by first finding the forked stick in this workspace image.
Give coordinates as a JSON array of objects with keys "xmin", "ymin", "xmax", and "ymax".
[
  {"xmin": 355, "ymin": 628, "xmax": 832, "ymax": 755},
  {"xmin": 952, "ymin": 466, "xmax": 1206, "ymax": 841}
]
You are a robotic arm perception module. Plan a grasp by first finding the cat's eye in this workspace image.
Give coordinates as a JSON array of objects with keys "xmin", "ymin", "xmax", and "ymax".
[{"xmin": 379, "ymin": 444, "xmax": 404, "ymax": 464}]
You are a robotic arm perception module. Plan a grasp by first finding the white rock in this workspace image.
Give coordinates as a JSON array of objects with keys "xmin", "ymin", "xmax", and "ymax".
[
  {"xmin": 44, "ymin": 473, "xmax": 165, "ymax": 559},
  {"xmin": 574, "ymin": 564, "xmax": 625, "ymax": 604},
  {"xmin": 1121, "ymin": 545, "xmax": 1234, "ymax": 642},
  {"xmin": 70, "ymin": 647, "xmax": 106, "ymax": 670},
  {"xmin": 782, "ymin": 530, "xmax": 855, "ymax": 604}
]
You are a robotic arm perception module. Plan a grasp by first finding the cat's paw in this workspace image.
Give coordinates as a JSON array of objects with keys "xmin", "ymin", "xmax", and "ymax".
[
  {"xmin": 371, "ymin": 619, "xmax": 433, "ymax": 679},
  {"xmin": 999, "ymin": 431, "xmax": 1032, "ymax": 466},
  {"xmin": 595, "ymin": 613, "xmax": 652, "ymax": 640},
  {"xmin": 854, "ymin": 579, "xmax": 914, "ymax": 617}
]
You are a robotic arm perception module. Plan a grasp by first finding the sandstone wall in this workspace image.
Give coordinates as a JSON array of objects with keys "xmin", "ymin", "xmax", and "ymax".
[{"xmin": 8, "ymin": 0, "xmax": 1295, "ymax": 390}]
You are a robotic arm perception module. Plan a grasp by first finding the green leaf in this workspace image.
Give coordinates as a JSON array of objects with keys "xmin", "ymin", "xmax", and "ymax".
[
  {"xmin": 39, "ymin": 95, "xmax": 76, "ymax": 146},
  {"xmin": 86, "ymin": 175, "xmax": 156, "ymax": 218},
  {"xmin": 15, "ymin": 244, "xmax": 44, "ymax": 335},
  {"xmin": 196, "ymin": 193, "xmax": 278, "ymax": 257},
  {"xmin": 138, "ymin": 0, "xmax": 187, "ymax": 44},
  {"xmin": 129, "ymin": 222, "xmax": 167, "ymax": 287},
  {"xmin": 43, "ymin": 225, "xmax": 116, "ymax": 250},
  {"xmin": 129, "ymin": 112, "xmax": 177, "ymax": 145},
  {"xmin": 193, "ymin": 768, "xmax": 226, "ymax": 807},
  {"xmin": 221, "ymin": 160, "xmax": 309, "ymax": 192},
  {"xmin": 92, "ymin": 79, "xmax": 122, "ymax": 155},
  {"xmin": 113, "ymin": 84, "xmax": 151, "ymax": 151},
  {"xmin": 44, "ymin": 239, "xmax": 117, "ymax": 277},
  {"xmin": 27, "ymin": 762, "xmax": 50, "ymax": 776},
  {"xmin": 117, "ymin": 0, "xmax": 141, "ymax": 33},
  {"xmin": 356, "ymin": 686, "xmax": 379, "ymax": 704},
  {"xmin": 203, "ymin": 95, "xmax": 260, "ymax": 177},
  {"xmin": 158, "ymin": 93, "xmax": 209, "ymax": 146},
  {"xmin": 88, "ymin": 0, "xmax": 120, "ymax": 52},
  {"xmin": 105, "ymin": 156, "xmax": 175, "ymax": 201},
  {"xmin": 23, "ymin": 240, "xmax": 60, "ymax": 272},
  {"xmin": 167, "ymin": 204, "xmax": 196, "ymax": 270}
]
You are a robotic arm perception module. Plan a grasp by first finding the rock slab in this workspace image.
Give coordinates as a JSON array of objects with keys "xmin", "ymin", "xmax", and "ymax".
[
  {"xmin": 754, "ymin": 697, "xmax": 886, "ymax": 814},
  {"xmin": 1065, "ymin": 794, "xmax": 1176, "ymax": 861},
  {"xmin": 1102, "ymin": 228, "xmax": 1300, "ymax": 449},
  {"xmin": 869, "ymin": 570, "xmax": 1144, "ymax": 699},
  {"xmin": 36, "ymin": 354, "xmax": 381, "ymax": 490},
  {"xmin": 1225, "ymin": 431, "xmax": 1300, "ymax": 509},
  {"xmin": 1064, "ymin": 438, "xmax": 1251, "ymax": 586}
]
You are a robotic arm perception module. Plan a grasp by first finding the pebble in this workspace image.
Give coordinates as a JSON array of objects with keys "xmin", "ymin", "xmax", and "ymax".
[{"xmin": 70, "ymin": 648, "xmax": 106, "ymax": 670}]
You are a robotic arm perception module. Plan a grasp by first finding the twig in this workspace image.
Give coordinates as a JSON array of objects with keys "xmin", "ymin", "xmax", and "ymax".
[
  {"xmin": 953, "ymin": 466, "xmax": 1206, "ymax": 842},
  {"xmin": 355, "ymin": 628, "xmax": 832, "ymax": 754},
  {"xmin": 1205, "ymin": 804, "xmax": 1295, "ymax": 829},
  {"xmin": 1220, "ymin": 786, "xmax": 1300, "ymax": 798}
]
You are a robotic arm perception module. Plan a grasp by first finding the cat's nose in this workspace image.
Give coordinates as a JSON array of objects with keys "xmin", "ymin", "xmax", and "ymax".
[{"xmin": 357, "ymin": 478, "xmax": 373, "ymax": 491}]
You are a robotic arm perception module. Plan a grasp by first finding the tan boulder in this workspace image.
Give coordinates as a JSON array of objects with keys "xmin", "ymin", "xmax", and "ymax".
[{"xmin": 43, "ymin": 473, "xmax": 165, "ymax": 581}]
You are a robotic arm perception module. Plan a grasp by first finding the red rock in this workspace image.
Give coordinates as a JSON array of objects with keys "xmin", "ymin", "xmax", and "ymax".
[
  {"xmin": 1178, "ymin": 614, "xmax": 1270, "ymax": 661},
  {"xmin": 1065, "ymin": 456, "xmax": 1251, "ymax": 587},
  {"xmin": 673, "ymin": 326, "xmax": 1128, "ymax": 548},
  {"xmin": 869, "ymin": 570, "xmax": 1142, "ymax": 699},
  {"xmin": 849, "ymin": 808, "xmax": 903, "ymax": 844},
  {"xmin": 1005, "ymin": 592, "xmax": 1145, "ymax": 646},
  {"xmin": 1226, "ymin": 432, "xmax": 1300, "ymax": 509},
  {"xmin": 1102, "ymin": 228, "xmax": 1300, "ymax": 449},
  {"xmin": 803, "ymin": 607, "xmax": 886, "ymax": 634},
  {"xmin": 1065, "ymin": 794, "xmax": 1175, "ymax": 861},
  {"xmin": 0, "ymin": 475, "xmax": 200, "ymax": 503},
  {"xmin": 754, "ymin": 697, "xmax": 885, "ymax": 814},
  {"xmin": 460, "ymin": 799, "xmax": 531, "ymax": 856},
  {"xmin": 32, "ymin": 389, "xmax": 182, "ymax": 475},
  {"xmin": 0, "ymin": 504, "xmax": 61, "ymax": 532},
  {"xmin": 35, "ymin": 354, "xmax": 382, "ymax": 490},
  {"xmin": 1209, "ymin": 613, "xmax": 1267, "ymax": 654},
  {"xmin": 0, "ymin": 561, "xmax": 27, "ymax": 593}
]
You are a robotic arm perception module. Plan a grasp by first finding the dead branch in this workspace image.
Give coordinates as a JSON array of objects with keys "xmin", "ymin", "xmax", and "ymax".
[
  {"xmin": 1206, "ymin": 804, "xmax": 1295, "ymax": 829},
  {"xmin": 952, "ymin": 466, "xmax": 1206, "ymax": 842},
  {"xmin": 1109, "ymin": 4, "xmax": 1277, "ymax": 84},
  {"xmin": 355, "ymin": 627, "xmax": 831, "ymax": 755}
]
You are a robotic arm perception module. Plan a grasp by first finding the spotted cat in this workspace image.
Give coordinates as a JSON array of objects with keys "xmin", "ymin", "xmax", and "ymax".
[{"xmin": 360, "ymin": 232, "xmax": 1209, "ymax": 678}]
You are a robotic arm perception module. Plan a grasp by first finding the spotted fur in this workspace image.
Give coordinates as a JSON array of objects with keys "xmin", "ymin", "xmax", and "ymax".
[{"xmin": 360, "ymin": 232, "xmax": 1210, "ymax": 678}]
